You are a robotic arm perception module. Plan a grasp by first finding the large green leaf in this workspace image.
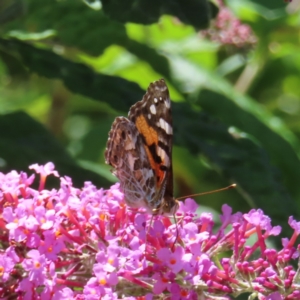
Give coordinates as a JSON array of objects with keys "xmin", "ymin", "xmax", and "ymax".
[
  {"xmin": 0, "ymin": 38, "xmax": 144, "ymax": 112},
  {"xmin": 198, "ymin": 89, "xmax": 300, "ymax": 204},
  {"xmin": 1, "ymin": 0, "xmax": 215, "ymax": 59},
  {"xmin": 1, "ymin": 0, "xmax": 193, "ymax": 82},
  {"xmin": 172, "ymin": 104, "xmax": 298, "ymax": 230}
]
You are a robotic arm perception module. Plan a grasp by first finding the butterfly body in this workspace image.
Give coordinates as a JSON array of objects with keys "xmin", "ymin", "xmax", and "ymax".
[{"xmin": 105, "ymin": 79, "xmax": 178, "ymax": 215}]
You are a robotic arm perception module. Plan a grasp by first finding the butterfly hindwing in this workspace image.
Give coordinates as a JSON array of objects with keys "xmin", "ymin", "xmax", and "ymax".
[{"xmin": 105, "ymin": 117, "xmax": 156, "ymax": 210}]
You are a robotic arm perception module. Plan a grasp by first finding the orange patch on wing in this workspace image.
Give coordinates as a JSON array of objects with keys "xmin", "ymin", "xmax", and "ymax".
[
  {"xmin": 135, "ymin": 115, "xmax": 166, "ymax": 186},
  {"xmin": 144, "ymin": 146, "xmax": 165, "ymax": 186},
  {"xmin": 135, "ymin": 115, "xmax": 158, "ymax": 145}
]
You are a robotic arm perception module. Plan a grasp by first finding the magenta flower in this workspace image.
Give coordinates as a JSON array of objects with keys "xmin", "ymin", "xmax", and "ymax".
[
  {"xmin": 0, "ymin": 253, "xmax": 14, "ymax": 282},
  {"xmin": 22, "ymin": 249, "xmax": 48, "ymax": 285},
  {"xmin": 29, "ymin": 162, "xmax": 59, "ymax": 191},
  {"xmin": 52, "ymin": 287, "xmax": 74, "ymax": 300},
  {"xmin": 157, "ymin": 246, "xmax": 184, "ymax": 273},
  {"xmin": 152, "ymin": 271, "xmax": 175, "ymax": 294},
  {"xmin": 0, "ymin": 163, "xmax": 299, "ymax": 299}
]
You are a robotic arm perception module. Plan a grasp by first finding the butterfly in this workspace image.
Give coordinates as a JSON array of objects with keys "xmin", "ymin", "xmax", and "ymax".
[{"xmin": 105, "ymin": 79, "xmax": 179, "ymax": 216}]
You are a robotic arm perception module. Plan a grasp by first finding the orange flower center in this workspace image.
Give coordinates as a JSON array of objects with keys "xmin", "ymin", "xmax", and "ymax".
[{"xmin": 108, "ymin": 258, "xmax": 114, "ymax": 265}]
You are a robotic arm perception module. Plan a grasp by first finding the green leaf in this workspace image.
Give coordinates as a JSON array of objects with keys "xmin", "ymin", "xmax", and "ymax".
[
  {"xmin": 2, "ymin": 0, "xmax": 127, "ymax": 56},
  {"xmin": 247, "ymin": 0, "xmax": 289, "ymax": 10},
  {"xmin": 0, "ymin": 111, "xmax": 110, "ymax": 188},
  {"xmin": 197, "ymin": 89, "xmax": 300, "ymax": 202},
  {"xmin": 118, "ymin": 39, "xmax": 173, "ymax": 81},
  {"xmin": 101, "ymin": 0, "xmax": 217, "ymax": 29},
  {"xmin": 0, "ymin": 38, "xmax": 145, "ymax": 112}
]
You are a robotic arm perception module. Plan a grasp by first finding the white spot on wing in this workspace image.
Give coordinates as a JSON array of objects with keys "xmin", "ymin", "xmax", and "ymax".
[
  {"xmin": 157, "ymin": 146, "xmax": 170, "ymax": 166},
  {"xmin": 150, "ymin": 104, "xmax": 156, "ymax": 115},
  {"xmin": 159, "ymin": 118, "xmax": 173, "ymax": 134},
  {"xmin": 157, "ymin": 146, "xmax": 165, "ymax": 160},
  {"xmin": 165, "ymin": 99, "xmax": 171, "ymax": 109},
  {"xmin": 154, "ymin": 97, "xmax": 158, "ymax": 103},
  {"xmin": 148, "ymin": 114, "xmax": 151, "ymax": 119}
]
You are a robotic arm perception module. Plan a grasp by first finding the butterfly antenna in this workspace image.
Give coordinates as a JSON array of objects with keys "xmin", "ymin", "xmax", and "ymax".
[
  {"xmin": 176, "ymin": 184, "xmax": 236, "ymax": 201},
  {"xmin": 170, "ymin": 184, "xmax": 236, "ymax": 248}
]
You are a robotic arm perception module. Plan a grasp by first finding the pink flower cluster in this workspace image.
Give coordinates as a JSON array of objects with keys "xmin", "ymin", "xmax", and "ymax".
[
  {"xmin": 0, "ymin": 163, "xmax": 299, "ymax": 299},
  {"xmin": 202, "ymin": 0, "xmax": 256, "ymax": 48}
]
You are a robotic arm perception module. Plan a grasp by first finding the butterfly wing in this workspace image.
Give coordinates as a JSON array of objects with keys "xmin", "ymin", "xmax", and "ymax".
[
  {"xmin": 105, "ymin": 79, "xmax": 177, "ymax": 214},
  {"xmin": 128, "ymin": 79, "xmax": 175, "ymax": 213}
]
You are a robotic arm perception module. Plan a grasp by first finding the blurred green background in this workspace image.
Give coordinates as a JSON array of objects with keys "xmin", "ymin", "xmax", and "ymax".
[{"xmin": 0, "ymin": 0, "xmax": 299, "ymax": 237}]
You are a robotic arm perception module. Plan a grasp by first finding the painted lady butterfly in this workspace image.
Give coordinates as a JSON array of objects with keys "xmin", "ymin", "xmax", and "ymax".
[{"xmin": 105, "ymin": 79, "xmax": 179, "ymax": 215}]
